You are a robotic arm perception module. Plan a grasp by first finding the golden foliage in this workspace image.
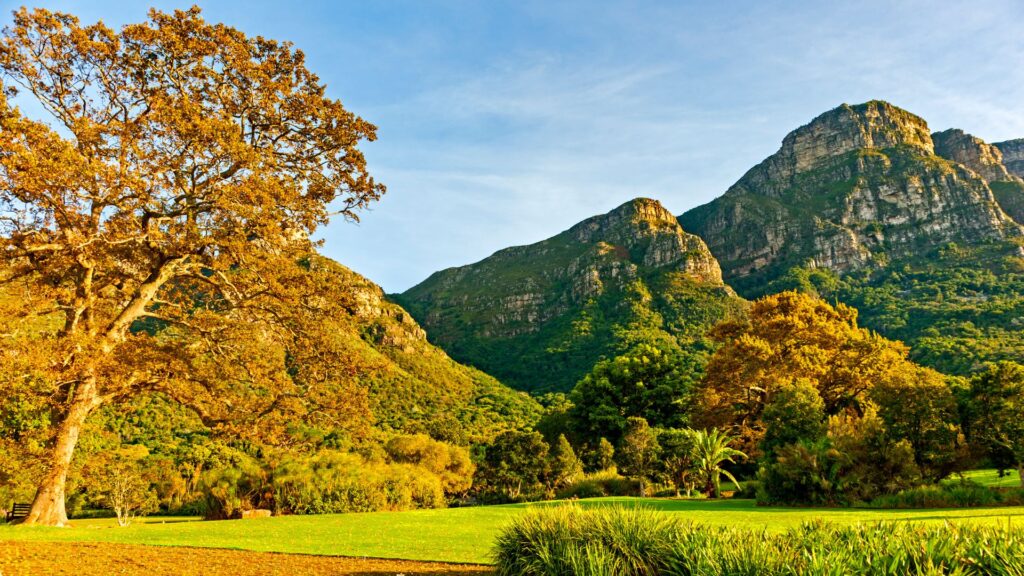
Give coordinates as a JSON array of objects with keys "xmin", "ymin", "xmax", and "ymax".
[
  {"xmin": 0, "ymin": 7, "xmax": 382, "ymax": 524},
  {"xmin": 695, "ymin": 291, "xmax": 921, "ymax": 456}
]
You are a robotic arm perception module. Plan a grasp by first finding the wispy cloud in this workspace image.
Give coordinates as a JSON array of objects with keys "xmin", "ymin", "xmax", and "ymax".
[{"xmin": 5, "ymin": 0, "xmax": 1024, "ymax": 291}]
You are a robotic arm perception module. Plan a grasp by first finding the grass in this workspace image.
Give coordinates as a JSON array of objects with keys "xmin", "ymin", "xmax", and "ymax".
[
  {"xmin": 3, "ymin": 498, "xmax": 1024, "ymax": 564},
  {"xmin": 494, "ymin": 505, "xmax": 1024, "ymax": 575},
  {"xmin": 953, "ymin": 468, "xmax": 1022, "ymax": 488}
]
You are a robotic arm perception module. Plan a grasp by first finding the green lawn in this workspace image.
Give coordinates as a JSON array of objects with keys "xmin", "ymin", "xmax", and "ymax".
[
  {"xmin": 952, "ymin": 468, "xmax": 1022, "ymax": 488},
  {"xmin": 3, "ymin": 498, "xmax": 1024, "ymax": 564}
]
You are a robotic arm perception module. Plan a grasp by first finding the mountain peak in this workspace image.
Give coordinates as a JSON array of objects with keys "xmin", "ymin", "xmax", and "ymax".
[
  {"xmin": 995, "ymin": 139, "xmax": 1024, "ymax": 179},
  {"xmin": 398, "ymin": 198, "xmax": 740, "ymax": 391},
  {"xmin": 570, "ymin": 197, "xmax": 679, "ymax": 243},
  {"xmin": 933, "ymin": 128, "xmax": 1014, "ymax": 183},
  {"xmin": 790, "ymin": 101, "xmax": 933, "ymax": 158},
  {"xmin": 680, "ymin": 102, "xmax": 1019, "ymax": 292},
  {"xmin": 725, "ymin": 101, "xmax": 933, "ymax": 200}
]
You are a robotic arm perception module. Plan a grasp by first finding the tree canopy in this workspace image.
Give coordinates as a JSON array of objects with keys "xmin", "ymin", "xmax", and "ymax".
[
  {"xmin": 0, "ymin": 6, "xmax": 383, "ymax": 525},
  {"xmin": 695, "ymin": 291, "xmax": 947, "ymax": 457}
]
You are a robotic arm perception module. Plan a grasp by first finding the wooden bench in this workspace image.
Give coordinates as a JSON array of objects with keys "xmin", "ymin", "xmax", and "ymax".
[{"xmin": 5, "ymin": 503, "xmax": 30, "ymax": 523}]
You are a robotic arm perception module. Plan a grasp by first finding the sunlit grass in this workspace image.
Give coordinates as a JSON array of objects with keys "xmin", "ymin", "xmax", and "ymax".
[
  {"xmin": 4, "ymin": 498, "xmax": 1024, "ymax": 564},
  {"xmin": 951, "ymin": 468, "xmax": 1022, "ymax": 488}
]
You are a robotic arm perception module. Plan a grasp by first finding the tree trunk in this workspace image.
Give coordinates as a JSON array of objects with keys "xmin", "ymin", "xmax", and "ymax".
[
  {"xmin": 1018, "ymin": 464, "xmax": 1024, "ymax": 489},
  {"xmin": 705, "ymin": 476, "xmax": 716, "ymax": 498},
  {"xmin": 22, "ymin": 377, "xmax": 101, "ymax": 527}
]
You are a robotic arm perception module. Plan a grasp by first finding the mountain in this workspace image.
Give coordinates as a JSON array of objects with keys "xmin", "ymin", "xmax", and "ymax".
[
  {"xmin": 995, "ymin": 139, "xmax": 1024, "ymax": 179},
  {"xmin": 931, "ymin": 129, "xmax": 1024, "ymax": 225},
  {"xmin": 678, "ymin": 101, "xmax": 1021, "ymax": 294},
  {"xmin": 680, "ymin": 100, "xmax": 1024, "ymax": 374},
  {"xmin": 933, "ymin": 128, "xmax": 1017, "ymax": 183},
  {"xmin": 395, "ymin": 198, "xmax": 746, "ymax": 392},
  {"xmin": 312, "ymin": 257, "xmax": 541, "ymax": 439}
]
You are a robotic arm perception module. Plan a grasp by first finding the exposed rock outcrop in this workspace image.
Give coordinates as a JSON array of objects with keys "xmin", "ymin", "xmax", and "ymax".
[
  {"xmin": 679, "ymin": 101, "xmax": 1022, "ymax": 293},
  {"xmin": 995, "ymin": 139, "xmax": 1024, "ymax": 179},
  {"xmin": 933, "ymin": 128, "xmax": 1016, "ymax": 183}
]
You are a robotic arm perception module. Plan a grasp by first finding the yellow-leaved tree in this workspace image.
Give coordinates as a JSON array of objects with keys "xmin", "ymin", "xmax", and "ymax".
[
  {"xmin": 695, "ymin": 291, "xmax": 954, "ymax": 461},
  {"xmin": 0, "ymin": 7, "xmax": 383, "ymax": 525}
]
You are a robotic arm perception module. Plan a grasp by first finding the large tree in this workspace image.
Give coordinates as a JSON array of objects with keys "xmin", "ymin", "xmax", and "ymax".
[
  {"xmin": 0, "ymin": 7, "xmax": 383, "ymax": 525},
  {"xmin": 569, "ymin": 343, "xmax": 693, "ymax": 447},
  {"xmin": 965, "ymin": 362, "xmax": 1024, "ymax": 487},
  {"xmin": 695, "ymin": 291, "xmax": 922, "ymax": 456}
]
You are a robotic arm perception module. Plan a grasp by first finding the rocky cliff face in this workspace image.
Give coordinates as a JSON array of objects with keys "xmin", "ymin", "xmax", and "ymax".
[
  {"xmin": 396, "ymin": 198, "xmax": 744, "ymax": 392},
  {"xmin": 995, "ymin": 139, "xmax": 1024, "ymax": 179},
  {"xmin": 931, "ymin": 130, "xmax": 1024, "ymax": 225},
  {"xmin": 679, "ymin": 101, "xmax": 1022, "ymax": 293},
  {"xmin": 933, "ymin": 129, "xmax": 1016, "ymax": 183}
]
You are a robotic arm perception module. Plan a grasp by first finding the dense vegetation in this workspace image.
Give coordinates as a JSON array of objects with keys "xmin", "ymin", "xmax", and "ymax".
[
  {"xmin": 471, "ymin": 292, "xmax": 1023, "ymax": 508},
  {"xmin": 0, "ymin": 259, "xmax": 540, "ymax": 518},
  {"xmin": 770, "ymin": 240, "xmax": 1024, "ymax": 376},
  {"xmin": 1, "ymin": 9, "xmax": 1023, "ymax": 556},
  {"xmin": 494, "ymin": 505, "xmax": 1024, "ymax": 576}
]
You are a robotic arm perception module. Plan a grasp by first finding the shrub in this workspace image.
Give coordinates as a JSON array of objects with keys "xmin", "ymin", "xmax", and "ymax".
[
  {"xmin": 199, "ymin": 457, "xmax": 270, "ymax": 520},
  {"xmin": 494, "ymin": 505, "xmax": 1024, "ymax": 576},
  {"xmin": 758, "ymin": 410, "xmax": 920, "ymax": 506},
  {"xmin": 869, "ymin": 480, "xmax": 1024, "ymax": 509},
  {"xmin": 271, "ymin": 450, "xmax": 444, "ymax": 514},
  {"xmin": 556, "ymin": 470, "xmax": 638, "ymax": 500},
  {"xmin": 493, "ymin": 505, "xmax": 679, "ymax": 576},
  {"xmin": 733, "ymin": 480, "xmax": 758, "ymax": 499},
  {"xmin": 384, "ymin": 434, "xmax": 475, "ymax": 496}
]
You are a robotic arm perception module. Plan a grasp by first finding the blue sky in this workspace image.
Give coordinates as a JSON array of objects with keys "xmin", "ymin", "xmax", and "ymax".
[{"xmin": 5, "ymin": 1, "xmax": 1024, "ymax": 291}]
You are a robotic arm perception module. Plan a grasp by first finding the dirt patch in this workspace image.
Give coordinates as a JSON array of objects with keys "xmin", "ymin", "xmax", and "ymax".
[{"xmin": 0, "ymin": 541, "xmax": 494, "ymax": 575}]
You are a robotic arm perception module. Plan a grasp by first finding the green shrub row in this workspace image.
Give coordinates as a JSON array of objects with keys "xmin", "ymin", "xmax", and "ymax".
[
  {"xmin": 494, "ymin": 505, "xmax": 1024, "ymax": 575},
  {"xmin": 868, "ymin": 481, "xmax": 1024, "ymax": 509}
]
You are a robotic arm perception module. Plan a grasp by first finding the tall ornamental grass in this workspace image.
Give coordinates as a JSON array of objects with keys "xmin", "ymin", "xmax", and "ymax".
[{"xmin": 493, "ymin": 505, "xmax": 1024, "ymax": 576}]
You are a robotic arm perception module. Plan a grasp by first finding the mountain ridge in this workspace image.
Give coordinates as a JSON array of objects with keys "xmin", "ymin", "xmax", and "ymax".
[
  {"xmin": 396, "ymin": 198, "xmax": 745, "ymax": 392},
  {"xmin": 679, "ymin": 100, "xmax": 1022, "ymax": 293}
]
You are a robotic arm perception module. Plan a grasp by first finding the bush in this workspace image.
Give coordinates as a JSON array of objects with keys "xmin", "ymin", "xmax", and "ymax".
[
  {"xmin": 384, "ymin": 434, "xmax": 474, "ymax": 496},
  {"xmin": 733, "ymin": 480, "xmax": 758, "ymax": 499},
  {"xmin": 869, "ymin": 481, "xmax": 1024, "ymax": 508},
  {"xmin": 758, "ymin": 410, "xmax": 920, "ymax": 506},
  {"xmin": 271, "ymin": 450, "xmax": 444, "ymax": 514},
  {"xmin": 494, "ymin": 505, "xmax": 1024, "ymax": 576},
  {"xmin": 493, "ymin": 505, "xmax": 679, "ymax": 576},
  {"xmin": 199, "ymin": 457, "xmax": 270, "ymax": 520},
  {"xmin": 556, "ymin": 470, "xmax": 638, "ymax": 500}
]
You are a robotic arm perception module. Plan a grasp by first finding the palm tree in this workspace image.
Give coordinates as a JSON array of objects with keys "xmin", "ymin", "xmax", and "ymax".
[{"xmin": 691, "ymin": 428, "xmax": 746, "ymax": 498}]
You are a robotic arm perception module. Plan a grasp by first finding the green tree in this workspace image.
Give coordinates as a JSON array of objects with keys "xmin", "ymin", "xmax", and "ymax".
[
  {"xmin": 570, "ymin": 344, "xmax": 693, "ymax": 446},
  {"xmin": 475, "ymin": 431, "xmax": 549, "ymax": 501},
  {"xmin": 872, "ymin": 367, "xmax": 964, "ymax": 481},
  {"xmin": 759, "ymin": 409, "xmax": 920, "ymax": 505},
  {"xmin": 535, "ymin": 393, "xmax": 575, "ymax": 445},
  {"xmin": 965, "ymin": 362, "xmax": 1024, "ymax": 487},
  {"xmin": 545, "ymin": 434, "xmax": 583, "ymax": 492},
  {"xmin": 586, "ymin": 437, "xmax": 616, "ymax": 473},
  {"xmin": 760, "ymin": 378, "xmax": 826, "ymax": 457},
  {"xmin": 658, "ymin": 428, "xmax": 697, "ymax": 497},
  {"xmin": 691, "ymin": 428, "xmax": 745, "ymax": 498},
  {"xmin": 616, "ymin": 417, "xmax": 660, "ymax": 496}
]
